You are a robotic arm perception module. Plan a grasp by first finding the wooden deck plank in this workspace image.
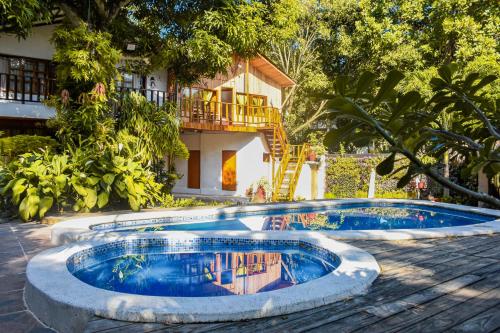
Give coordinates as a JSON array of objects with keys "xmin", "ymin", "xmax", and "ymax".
[
  {"xmin": 399, "ymin": 286, "xmax": 500, "ymax": 332},
  {"xmin": 449, "ymin": 306, "xmax": 500, "ymax": 332},
  {"xmin": 356, "ymin": 271, "xmax": 500, "ymax": 333},
  {"xmin": 207, "ymin": 254, "xmax": 499, "ymax": 333},
  {"xmin": 4, "ymin": 221, "xmax": 496, "ymax": 333}
]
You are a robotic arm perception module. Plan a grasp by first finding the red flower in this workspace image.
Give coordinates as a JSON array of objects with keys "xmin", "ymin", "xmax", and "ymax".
[
  {"xmin": 93, "ymin": 83, "xmax": 106, "ymax": 97},
  {"xmin": 60, "ymin": 89, "xmax": 70, "ymax": 106}
]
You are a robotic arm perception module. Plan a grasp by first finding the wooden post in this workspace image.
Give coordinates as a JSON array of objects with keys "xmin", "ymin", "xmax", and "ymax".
[
  {"xmin": 478, "ymin": 168, "xmax": 489, "ymax": 207},
  {"xmin": 245, "ymin": 59, "xmax": 250, "ymax": 125},
  {"xmin": 311, "ymin": 163, "xmax": 319, "ymax": 200}
]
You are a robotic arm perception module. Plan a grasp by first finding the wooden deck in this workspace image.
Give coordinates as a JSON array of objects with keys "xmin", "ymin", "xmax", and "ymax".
[{"xmin": 1, "ymin": 221, "xmax": 500, "ymax": 332}]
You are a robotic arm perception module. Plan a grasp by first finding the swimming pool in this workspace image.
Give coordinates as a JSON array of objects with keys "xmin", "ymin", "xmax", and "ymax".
[
  {"xmin": 69, "ymin": 238, "xmax": 339, "ymax": 297},
  {"xmin": 97, "ymin": 202, "xmax": 496, "ymax": 233},
  {"xmin": 51, "ymin": 199, "xmax": 500, "ymax": 244},
  {"xmin": 27, "ymin": 232, "xmax": 379, "ymax": 331}
]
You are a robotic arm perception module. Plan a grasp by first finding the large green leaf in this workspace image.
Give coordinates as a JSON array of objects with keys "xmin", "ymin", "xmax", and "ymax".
[
  {"xmin": 437, "ymin": 64, "xmax": 458, "ymax": 83},
  {"xmin": 128, "ymin": 194, "xmax": 140, "ymax": 211},
  {"xmin": 355, "ymin": 72, "xmax": 377, "ymax": 99},
  {"xmin": 84, "ymin": 188, "xmax": 97, "ymax": 208},
  {"xmin": 376, "ymin": 153, "xmax": 396, "ymax": 176},
  {"xmin": 55, "ymin": 174, "xmax": 67, "ymax": 189},
  {"xmin": 102, "ymin": 173, "xmax": 116, "ymax": 185},
  {"xmin": 97, "ymin": 191, "xmax": 109, "ymax": 208},
  {"xmin": 470, "ymin": 75, "xmax": 497, "ymax": 94},
  {"xmin": 12, "ymin": 181, "xmax": 27, "ymax": 205},
  {"xmin": 324, "ymin": 122, "xmax": 360, "ymax": 148},
  {"xmin": 38, "ymin": 196, "xmax": 54, "ymax": 218},
  {"xmin": 373, "ymin": 70, "xmax": 404, "ymax": 107}
]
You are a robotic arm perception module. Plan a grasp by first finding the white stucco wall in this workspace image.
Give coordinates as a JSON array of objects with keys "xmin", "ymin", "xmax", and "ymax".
[
  {"xmin": 0, "ymin": 101, "xmax": 55, "ymax": 119},
  {"xmin": 173, "ymin": 132, "xmax": 272, "ymax": 197},
  {"xmin": 0, "ymin": 25, "xmax": 57, "ymax": 60},
  {"xmin": 294, "ymin": 156, "xmax": 326, "ymax": 200}
]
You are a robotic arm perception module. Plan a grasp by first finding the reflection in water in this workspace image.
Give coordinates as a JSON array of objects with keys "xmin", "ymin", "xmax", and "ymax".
[
  {"xmin": 73, "ymin": 250, "xmax": 336, "ymax": 297},
  {"xmin": 263, "ymin": 204, "xmax": 494, "ymax": 231},
  {"xmin": 114, "ymin": 203, "xmax": 495, "ymax": 233}
]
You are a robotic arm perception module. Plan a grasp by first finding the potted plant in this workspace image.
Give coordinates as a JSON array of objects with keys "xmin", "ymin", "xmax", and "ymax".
[
  {"xmin": 307, "ymin": 132, "xmax": 327, "ymax": 162},
  {"xmin": 246, "ymin": 177, "xmax": 273, "ymax": 203}
]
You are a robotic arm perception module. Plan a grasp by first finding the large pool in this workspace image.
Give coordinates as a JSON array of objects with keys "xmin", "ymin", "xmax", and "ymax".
[
  {"xmin": 99, "ymin": 202, "xmax": 496, "ymax": 233},
  {"xmin": 69, "ymin": 239, "xmax": 339, "ymax": 297}
]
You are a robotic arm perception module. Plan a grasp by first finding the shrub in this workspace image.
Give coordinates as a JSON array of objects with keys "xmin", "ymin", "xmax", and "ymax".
[
  {"xmin": 0, "ymin": 145, "xmax": 163, "ymax": 221},
  {"xmin": 0, "ymin": 135, "xmax": 58, "ymax": 162},
  {"xmin": 325, "ymin": 156, "xmax": 361, "ymax": 198},
  {"xmin": 326, "ymin": 154, "xmax": 413, "ymax": 199}
]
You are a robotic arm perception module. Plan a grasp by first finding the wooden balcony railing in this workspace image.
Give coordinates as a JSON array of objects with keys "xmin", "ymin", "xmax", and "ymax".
[
  {"xmin": 0, "ymin": 73, "xmax": 56, "ymax": 103},
  {"xmin": 178, "ymin": 98, "xmax": 281, "ymax": 130}
]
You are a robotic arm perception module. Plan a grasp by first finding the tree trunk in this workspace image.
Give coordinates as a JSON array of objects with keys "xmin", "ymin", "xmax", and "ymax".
[{"xmin": 443, "ymin": 149, "xmax": 450, "ymax": 197}]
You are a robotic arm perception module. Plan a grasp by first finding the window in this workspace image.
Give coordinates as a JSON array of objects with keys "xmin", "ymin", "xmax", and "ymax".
[{"xmin": 1, "ymin": 55, "xmax": 54, "ymax": 98}]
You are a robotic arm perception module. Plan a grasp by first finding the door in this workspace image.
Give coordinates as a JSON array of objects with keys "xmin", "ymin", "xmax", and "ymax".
[
  {"xmin": 187, "ymin": 150, "xmax": 200, "ymax": 189},
  {"xmin": 221, "ymin": 87, "xmax": 233, "ymax": 122},
  {"xmin": 222, "ymin": 150, "xmax": 237, "ymax": 191}
]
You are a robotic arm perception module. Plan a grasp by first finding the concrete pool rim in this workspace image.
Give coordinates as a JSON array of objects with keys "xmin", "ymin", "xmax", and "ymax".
[
  {"xmin": 50, "ymin": 199, "xmax": 500, "ymax": 245},
  {"xmin": 25, "ymin": 232, "xmax": 380, "ymax": 333}
]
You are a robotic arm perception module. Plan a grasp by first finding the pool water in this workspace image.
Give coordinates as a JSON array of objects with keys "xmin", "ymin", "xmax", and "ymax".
[
  {"xmin": 113, "ymin": 203, "xmax": 496, "ymax": 232},
  {"xmin": 70, "ymin": 241, "xmax": 339, "ymax": 297}
]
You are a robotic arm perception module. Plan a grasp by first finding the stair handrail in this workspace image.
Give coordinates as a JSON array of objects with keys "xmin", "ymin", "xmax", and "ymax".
[{"xmin": 287, "ymin": 143, "xmax": 309, "ymax": 201}]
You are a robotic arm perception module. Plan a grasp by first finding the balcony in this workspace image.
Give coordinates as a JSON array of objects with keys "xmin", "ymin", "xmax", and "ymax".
[
  {"xmin": 1, "ymin": 74, "xmax": 282, "ymax": 132},
  {"xmin": 178, "ymin": 98, "xmax": 280, "ymax": 132},
  {"xmin": 0, "ymin": 73, "xmax": 56, "ymax": 103}
]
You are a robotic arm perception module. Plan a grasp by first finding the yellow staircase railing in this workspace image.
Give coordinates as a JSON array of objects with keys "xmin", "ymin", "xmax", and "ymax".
[{"xmin": 271, "ymin": 124, "xmax": 309, "ymax": 201}]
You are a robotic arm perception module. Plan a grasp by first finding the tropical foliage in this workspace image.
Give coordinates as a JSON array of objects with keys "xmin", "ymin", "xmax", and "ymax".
[
  {"xmin": 0, "ymin": 135, "xmax": 59, "ymax": 163},
  {"xmin": 324, "ymin": 65, "xmax": 500, "ymax": 207}
]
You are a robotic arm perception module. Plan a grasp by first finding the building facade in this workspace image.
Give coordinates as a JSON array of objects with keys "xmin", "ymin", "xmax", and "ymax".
[{"xmin": 0, "ymin": 25, "xmax": 325, "ymax": 200}]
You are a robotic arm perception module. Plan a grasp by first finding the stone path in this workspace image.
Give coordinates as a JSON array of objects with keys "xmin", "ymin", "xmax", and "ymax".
[{"xmin": 1, "ymin": 220, "xmax": 500, "ymax": 333}]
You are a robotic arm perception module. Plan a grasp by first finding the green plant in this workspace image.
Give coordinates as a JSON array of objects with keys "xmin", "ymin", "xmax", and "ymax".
[
  {"xmin": 0, "ymin": 150, "xmax": 70, "ymax": 220},
  {"xmin": 324, "ymin": 65, "xmax": 500, "ymax": 207},
  {"xmin": 326, "ymin": 156, "xmax": 361, "ymax": 198},
  {"xmin": 246, "ymin": 177, "xmax": 273, "ymax": 202},
  {"xmin": 0, "ymin": 135, "xmax": 59, "ymax": 162},
  {"xmin": 307, "ymin": 131, "xmax": 327, "ymax": 157}
]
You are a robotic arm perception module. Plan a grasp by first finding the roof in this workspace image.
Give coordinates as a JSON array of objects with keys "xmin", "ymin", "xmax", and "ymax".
[{"xmin": 250, "ymin": 54, "xmax": 296, "ymax": 88}]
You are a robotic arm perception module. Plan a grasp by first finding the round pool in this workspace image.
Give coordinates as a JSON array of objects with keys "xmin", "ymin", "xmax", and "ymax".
[
  {"xmin": 69, "ymin": 238, "xmax": 340, "ymax": 297},
  {"xmin": 26, "ymin": 233, "xmax": 379, "ymax": 333}
]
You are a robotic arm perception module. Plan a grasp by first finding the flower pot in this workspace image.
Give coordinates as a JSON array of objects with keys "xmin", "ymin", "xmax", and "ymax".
[
  {"xmin": 307, "ymin": 150, "xmax": 317, "ymax": 161},
  {"xmin": 254, "ymin": 186, "xmax": 266, "ymax": 203}
]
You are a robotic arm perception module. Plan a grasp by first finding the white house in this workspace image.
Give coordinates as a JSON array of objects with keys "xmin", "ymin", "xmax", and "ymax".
[{"xmin": 0, "ymin": 25, "xmax": 325, "ymax": 200}]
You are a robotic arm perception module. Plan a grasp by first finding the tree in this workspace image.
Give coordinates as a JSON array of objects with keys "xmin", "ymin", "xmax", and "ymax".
[
  {"xmin": 267, "ymin": 0, "xmax": 331, "ymax": 143},
  {"xmin": 324, "ymin": 65, "xmax": 500, "ymax": 207},
  {"xmin": 1, "ymin": 0, "xmax": 297, "ymax": 84}
]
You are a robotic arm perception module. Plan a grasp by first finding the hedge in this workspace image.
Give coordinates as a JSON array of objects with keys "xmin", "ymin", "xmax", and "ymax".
[{"xmin": 325, "ymin": 154, "xmax": 414, "ymax": 199}]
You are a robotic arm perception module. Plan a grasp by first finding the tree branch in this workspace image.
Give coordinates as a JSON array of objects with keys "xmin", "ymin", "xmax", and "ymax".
[
  {"xmin": 455, "ymin": 90, "xmax": 500, "ymax": 140},
  {"xmin": 422, "ymin": 127, "xmax": 483, "ymax": 150},
  {"xmin": 349, "ymin": 99, "xmax": 500, "ymax": 208}
]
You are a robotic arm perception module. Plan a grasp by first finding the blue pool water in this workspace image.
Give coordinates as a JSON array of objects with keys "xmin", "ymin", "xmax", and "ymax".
[
  {"xmin": 69, "ymin": 239, "xmax": 339, "ymax": 297},
  {"xmin": 109, "ymin": 203, "xmax": 496, "ymax": 232}
]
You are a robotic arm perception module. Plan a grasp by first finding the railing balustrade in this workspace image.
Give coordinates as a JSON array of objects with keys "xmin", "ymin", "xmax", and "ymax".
[
  {"xmin": 0, "ymin": 73, "xmax": 56, "ymax": 103},
  {"xmin": 178, "ymin": 98, "xmax": 280, "ymax": 128},
  {"xmin": 1, "ymin": 73, "xmax": 281, "ymax": 130}
]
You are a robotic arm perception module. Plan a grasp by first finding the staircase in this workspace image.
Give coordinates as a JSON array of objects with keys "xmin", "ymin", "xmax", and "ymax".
[{"xmin": 260, "ymin": 116, "xmax": 308, "ymax": 201}]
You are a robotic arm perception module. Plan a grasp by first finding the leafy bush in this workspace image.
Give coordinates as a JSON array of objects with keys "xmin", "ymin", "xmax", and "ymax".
[
  {"xmin": 0, "ymin": 144, "xmax": 162, "ymax": 221},
  {"xmin": 0, "ymin": 135, "xmax": 59, "ymax": 162},
  {"xmin": 325, "ymin": 156, "xmax": 361, "ymax": 198},
  {"xmin": 326, "ymin": 154, "xmax": 413, "ymax": 199}
]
